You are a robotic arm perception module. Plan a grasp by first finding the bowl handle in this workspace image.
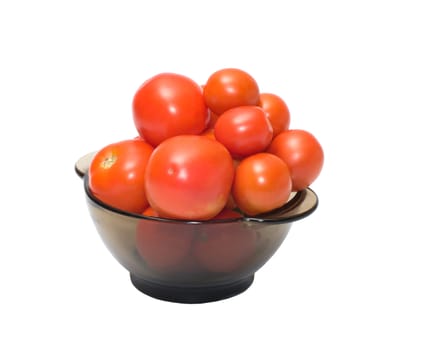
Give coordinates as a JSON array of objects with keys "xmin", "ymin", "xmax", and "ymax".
[{"xmin": 74, "ymin": 151, "xmax": 97, "ymax": 179}]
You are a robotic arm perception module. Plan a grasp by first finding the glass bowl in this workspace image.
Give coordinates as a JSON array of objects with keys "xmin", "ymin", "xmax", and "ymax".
[{"xmin": 75, "ymin": 152, "xmax": 318, "ymax": 303}]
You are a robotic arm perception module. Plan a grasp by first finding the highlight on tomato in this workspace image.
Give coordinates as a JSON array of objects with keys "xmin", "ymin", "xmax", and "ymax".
[
  {"xmin": 132, "ymin": 72, "xmax": 209, "ymax": 146},
  {"xmin": 267, "ymin": 129, "xmax": 324, "ymax": 191},
  {"xmin": 232, "ymin": 152, "xmax": 292, "ymax": 216},
  {"xmin": 214, "ymin": 105, "xmax": 273, "ymax": 159},
  {"xmin": 144, "ymin": 135, "xmax": 235, "ymax": 221},
  {"xmin": 203, "ymin": 67, "xmax": 260, "ymax": 115},
  {"xmin": 88, "ymin": 67, "xmax": 323, "ymax": 222}
]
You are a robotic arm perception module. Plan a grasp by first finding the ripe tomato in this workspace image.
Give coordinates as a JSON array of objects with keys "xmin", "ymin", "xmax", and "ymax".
[
  {"xmin": 214, "ymin": 106, "xmax": 273, "ymax": 158},
  {"xmin": 88, "ymin": 139, "xmax": 154, "ymax": 214},
  {"xmin": 211, "ymin": 208, "xmax": 243, "ymax": 220},
  {"xmin": 136, "ymin": 220, "xmax": 194, "ymax": 272},
  {"xmin": 224, "ymin": 193, "xmax": 237, "ymax": 210},
  {"xmin": 193, "ymin": 218, "xmax": 257, "ymax": 273},
  {"xmin": 259, "ymin": 93, "xmax": 290, "ymax": 137},
  {"xmin": 232, "ymin": 153, "xmax": 292, "ymax": 216},
  {"xmin": 200, "ymin": 127, "xmax": 216, "ymax": 140},
  {"xmin": 142, "ymin": 206, "xmax": 158, "ymax": 217},
  {"xmin": 208, "ymin": 110, "xmax": 220, "ymax": 128},
  {"xmin": 203, "ymin": 68, "xmax": 260, "ymax": 115},
  {"xmin": 267, "ymin": 129, "xmax": 324, "ymax": 191},
  {"xmin": 132, "ymin": 72, "xmax": 209, "ymax": 146},
  {"xmin": 145, "ymin": 135, "xmax": 235, "ymax": 220}
]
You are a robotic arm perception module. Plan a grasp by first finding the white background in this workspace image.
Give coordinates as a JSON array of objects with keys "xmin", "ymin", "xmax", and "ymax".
[{"xmin": 1, "ymin": 0, "xmax": 421, "ymax": 349}]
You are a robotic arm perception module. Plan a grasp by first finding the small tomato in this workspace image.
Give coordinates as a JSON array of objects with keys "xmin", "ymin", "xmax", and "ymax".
[{"xmin": 88, "ymin": 139, "xmax": 153, "ymax": 214}]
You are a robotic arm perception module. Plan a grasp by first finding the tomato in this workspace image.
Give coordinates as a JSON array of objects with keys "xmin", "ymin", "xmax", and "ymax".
[
  {"xmin": 211, "ymin": 208, "xmax": 243, "ymax": 220},
  {"xmin": 208, "ymin": 110, "xmax": 220, "ymax": 128},
  {"xmin": 200, "ymin": 127, "xmax": 216, "ymax": 140},
  {"xmin": 88, "ymin": 139, "xmax": 154, "ymax": 214},
  {"xmin": 232, "ymin": 153, "xmax": 292, "ymax": 216},
  {"xmin": 259, "ymin": 93, "xmax": 290, "ymax": 137},
  {"xmin": 136, "ymin": 220, "xmax": 194, "ymax": 272},
  {"xmin": 267, "ymin": 129, "xmax": 324, "ymax": 191},
  {"xmin": 193, "ymin": 217, "xmax": 257, "ymax": 273},
  {"xmin": 144, "ymin": 135, "xmax": 235, "ymax": 220},
  {"xmin": 203, "ymin": 68, "xmax": 260, "ymax": 115},
  {"xmin": 214, "ymin": 106, "xmax": 273, "ymax": 158},
  {"xmin": 134, "ymin": 134, "xmax": 145, "ymax": 141},
  {"xmin": 224, "ymin": 193, "xmax": 237, "ymax": 210},
  {"xmin": 142, "ymin": 206, "xmax": 158, "ymax": 217},
  {"xmin": 132, "ymin": 72, "xmax": 209, "ymax": 146}
]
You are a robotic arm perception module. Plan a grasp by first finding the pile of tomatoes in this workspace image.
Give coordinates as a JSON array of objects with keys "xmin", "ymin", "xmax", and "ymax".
[{"xmin": 88, "ymin": 68, "xmax": 324, "ymax": 221}]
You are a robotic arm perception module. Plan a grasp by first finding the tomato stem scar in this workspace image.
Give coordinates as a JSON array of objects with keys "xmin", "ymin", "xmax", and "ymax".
[{"xmin": 102, "ymin": 154, "xmax": 117, "ymax": 169}]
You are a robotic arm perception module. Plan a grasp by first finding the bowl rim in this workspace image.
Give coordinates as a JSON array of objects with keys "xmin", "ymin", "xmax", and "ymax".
[{"xmin": 83, "ymin": 174, "xmax": 318, "ymax": 225}]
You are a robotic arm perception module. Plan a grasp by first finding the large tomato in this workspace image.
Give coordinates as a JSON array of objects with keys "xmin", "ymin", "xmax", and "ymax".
[
  {"xmin": 214, "ymin": 105, "xmax": 273, "ymax": 158},
  {"xmin": 232, "ymin": 152, "xmax": 292, "ymax": 216},
  {"xmin": 132, "ymin": 72, "xmax": 209, "ymax": 146},
  {"xmin": 144, "ymin": 135, "xmax": 235, "ymax": 220},
  {"xmin": 88, "ymin": 139, "xmax": 154, "ymax": 214},
  {"xmin": 267, "ymin": 129, "xmax": 324, "ymax": 191},
  {"xmin": 259, "ymin": 92, "xmax": 290, "ymax": 137},
  {"xmin": 203, "ymin": 68, "xmax": 260, "ymax": 115}
]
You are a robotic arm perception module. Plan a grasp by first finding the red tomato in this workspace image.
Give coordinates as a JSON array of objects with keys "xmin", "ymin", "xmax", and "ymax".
[
  {"xmin": 267, "ymin": 129, "xmax": 324, "ymax": 191},
  {"xmin": 225, "ymin": 193, "xmax": 237, "ymax": 210},
  {"xmin": 145, "ymin": 135, "xmax": 235, "ymax": 220},
  {"xmin": 200, "ymin": 127, "xmax": 216, "ymax": 140},
  {"xmin": 214, "ymin": 106, "xmax": 273, "ymax": 158},
  {"xmin": 211, "ymin": 208, "xmax": 243, "ymax": 220},
  {"xmin": 142, "ymin": 206, "xmax": 158, "ymax": 217},
  {"xmin": 208, "ymin": 110, "xmax": 220, "ymax": 128},
  {"xmin": 203, "ymin": 68, "xmax": 260, "ymax": 115},
  {"xmin": 136, "ymin": 220, "xmax": 194, "ymax": 272},
  {"xmin": 259, "ymin": 93, "xmax": 290, "ymax": 137},
  {"xmin": 193, "ymin": 218, "xmax": 257, "ymax": 273},
  {"xmin": 88, "ymin": 139, "xmax": 154, "ymax": 214},
  {"xmin": 132, "ymin": 72, "xmax": 209, "ymax": 146},
  {"xmin": 232, "ymin": 153, "xmax": 292, "ymax": 216}
]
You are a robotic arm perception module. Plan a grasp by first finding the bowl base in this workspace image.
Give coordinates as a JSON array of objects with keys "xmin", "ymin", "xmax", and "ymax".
[{"xmin": 129, "ymin": 273, "xmax": 254, "ymax": 304}]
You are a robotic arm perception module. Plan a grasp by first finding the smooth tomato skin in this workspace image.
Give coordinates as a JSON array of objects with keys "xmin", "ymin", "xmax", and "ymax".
[
  {"xmin": 203, "ymin": 68, "xmax": 260, "ymax": 115},
  {"xmin": 267, "ymin": 129, "xmax": 324, "ymax": 191},
  {"xmin": 88, "ymin": 139, "xmax": 154, "ymax": 214},
  {"xmin": 132, "ymin": 72, "xmax": 209, "ymax": 146},
  {"xmin": 232, "ymin": 153, "xmax": 292, "ymax": 216},
  {"xmin": 259, "ymin": 93, "xmax": 290, "ymax": 137},
  {"xmin": 135, "ymin": 220, "xmax": 194, "ymax": 272},
  {"xmin": 145, "ymin": 135, "xmax": 235, "ymax": 220},
  {"xmin": 214, "ymin": 106, "xmax": 273, "ymax": 158}
]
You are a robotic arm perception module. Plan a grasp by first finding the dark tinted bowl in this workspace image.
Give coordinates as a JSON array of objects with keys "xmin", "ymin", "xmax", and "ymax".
[{"xmin": 75, "ymin": 152, "xmax": 318, "ymax": 303}]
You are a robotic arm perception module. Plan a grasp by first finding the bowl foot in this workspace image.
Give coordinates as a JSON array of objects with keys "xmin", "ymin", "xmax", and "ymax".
[{"xmin": 129, "ymin": 273, "xmax": 254, "ymax": 304}]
